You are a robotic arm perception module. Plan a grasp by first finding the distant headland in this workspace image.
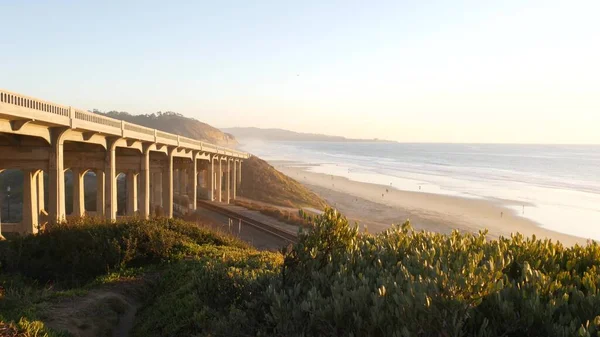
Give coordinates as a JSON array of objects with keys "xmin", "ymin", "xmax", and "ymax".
[{"xmin": 221, "ymin": 127, "xmax": 396, "ymax": 143}]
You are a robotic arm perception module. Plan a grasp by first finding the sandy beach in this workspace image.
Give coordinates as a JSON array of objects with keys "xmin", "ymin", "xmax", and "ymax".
[{"xmin": 271, "ymin": 161, "xmax": 589, "ymax": 246}]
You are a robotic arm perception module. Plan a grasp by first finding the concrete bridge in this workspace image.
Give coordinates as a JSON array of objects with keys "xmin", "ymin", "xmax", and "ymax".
[{"xmin": 0, "ymin": 89, "xmax": 249, "ymax": 235}]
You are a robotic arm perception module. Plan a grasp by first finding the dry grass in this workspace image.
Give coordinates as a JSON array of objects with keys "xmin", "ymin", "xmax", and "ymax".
[
  {"xmin": 238, "ymin": 157, "xmax": 327, "ymax": 209},
  {"xmin": 233, "ymin": 199, "xmax": 311, "ymax": 228}
]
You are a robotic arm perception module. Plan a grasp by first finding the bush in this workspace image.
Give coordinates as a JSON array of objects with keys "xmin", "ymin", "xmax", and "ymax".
[
  {"xmin": 268, "ymin": 210, "xmax": 600, "ymax": 337},
  {"xmin": 133, "ymin": 209, "xmax": 600, "ymax": 337},
  {"xmin": 0, "ymin": 217, "xmax": 248, "ymax": 285},
  {"xmin": 133, "ymin": 247, "xmax": 282, "ymax": 337},
  {"xmin": 4, "ymin": 210, "xmax": 600, "ymax": 336}
]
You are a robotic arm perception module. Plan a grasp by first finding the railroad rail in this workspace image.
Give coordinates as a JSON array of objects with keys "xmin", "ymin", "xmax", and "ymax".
[{"xmin": 197, "ymin": 200, "xmax": 298, "ymax": 243}]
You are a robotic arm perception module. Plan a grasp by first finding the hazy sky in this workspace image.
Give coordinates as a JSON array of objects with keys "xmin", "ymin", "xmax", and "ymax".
[{"xmin": 1, "ymin": 1, "xmax": 599, "ymax": 143}]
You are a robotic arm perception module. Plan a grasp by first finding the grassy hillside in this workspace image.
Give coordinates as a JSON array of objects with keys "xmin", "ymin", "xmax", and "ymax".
[
  {"xmin": 0, "ymin": 217, "xmax": 265, "ymax": 336},
  {"xmin": 95, "ymin": 110, "xmax": 237, "ymax": 146},
  {"xmin": 238, "ymin": 156, "xmax": 327, "ymax": 209},
  {"xmin": 3, "ymin": 213, "xmax": 600, "ymax": 336}
]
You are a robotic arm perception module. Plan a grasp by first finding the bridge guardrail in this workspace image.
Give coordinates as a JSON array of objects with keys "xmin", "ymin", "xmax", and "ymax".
[
  {"xmin": 123, "ymin": 122, "xmax": 156, "ymax": 142},
  {"xmin": 72, "ymin": 108, "xmax": 122, "ymax": 135},
  {"xmin": 0, "ymin": 88, "xmax": 250, "ymax": 159},
  {"xmin": 0, "ymin": 89, "xmax": 70, "ymax": 125}
]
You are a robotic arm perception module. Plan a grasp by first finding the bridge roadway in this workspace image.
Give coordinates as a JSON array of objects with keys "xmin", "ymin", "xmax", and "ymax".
[{"xmin": 0, "ymin": 89, "xmax": 250, "ymax": 235}]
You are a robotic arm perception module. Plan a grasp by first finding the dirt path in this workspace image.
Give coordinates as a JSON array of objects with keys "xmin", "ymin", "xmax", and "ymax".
[
  {"xmin": 112, "ymin": 301, "xmax": 139, "ymax": 337},
  {"xmin": 44, "ymin": 279, "xmax": 145, "ymax": 337}
]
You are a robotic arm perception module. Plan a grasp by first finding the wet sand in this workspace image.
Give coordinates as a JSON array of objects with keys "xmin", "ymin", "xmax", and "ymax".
[{"xmin": 272, "ymin": 161, "xmax": 590, "ymax": 246}]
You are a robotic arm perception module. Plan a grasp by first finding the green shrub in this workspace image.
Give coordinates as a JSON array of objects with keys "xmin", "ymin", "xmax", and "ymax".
[
  {"xmin": 4, "ymin": 210, "xmax": 600, "ymax": 336},
  {"xmin": 0, "ymin": 217, "xmax": 247, "ymax": 285},
  {"xmin": 133, "ymin": 247, "xmax": 282, "ymax": 337},
  {"xmin": 267, "ymin": 209, "xmax": 600, "ymax": 337},
  {"xmin": 133, "ymin": 209, "xmax": 600, "ymax": 337}
]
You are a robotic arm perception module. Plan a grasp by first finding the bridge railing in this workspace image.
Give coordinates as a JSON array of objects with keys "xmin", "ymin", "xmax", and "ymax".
[
  {"xmin": 203, "ymin": 143, "xmax": 217, "ymax": 153},
  {"xmin": 123, "ymin": 122, "xmax": 155, "ymax": 142},
  {"xmin": 0, "ymin": 89, "xmax": 70, "ymax": 125},
  {"xmin": 73, "ymin": 108, "xmax": 122, "ymax": 135},
  {"xmin": 156, "ymin": 130, "xmax": 179, "ymax": 146},
  {"xmin": 179, "ymin": 135, "xmax": 203, "ymax": 148},
  {"xmin": 0, "ymin": 88, "xmax": 249, "ymax": 159}
]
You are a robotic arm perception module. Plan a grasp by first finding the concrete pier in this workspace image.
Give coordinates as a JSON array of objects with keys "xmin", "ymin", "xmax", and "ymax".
[{"xmin": 0, "ymin": 89, "xmax": 248, "ymax": 234}]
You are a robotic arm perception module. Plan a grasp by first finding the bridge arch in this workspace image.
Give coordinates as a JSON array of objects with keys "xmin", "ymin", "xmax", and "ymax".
[
  {"xmin": 1, "ymin": 88, "xmax": 248, "ymax": 234},
  {"xmin": 0, "ymin": 168, "xmax": 45, "ymax": 234}
]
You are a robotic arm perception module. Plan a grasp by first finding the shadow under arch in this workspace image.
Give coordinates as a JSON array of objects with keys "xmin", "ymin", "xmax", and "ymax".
[
  {"xmin": 0, "ymin": 169, "xmax": 24, "ymax": 223},
  {"xmin": 116, "ymin": 172, "xmax": 127, "ymax": 216}
]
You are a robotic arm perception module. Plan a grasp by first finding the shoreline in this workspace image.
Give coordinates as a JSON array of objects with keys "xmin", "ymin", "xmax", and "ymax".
[{"xmin": 271, "ymin": 160, "xmax": 590, "ymax": 246}]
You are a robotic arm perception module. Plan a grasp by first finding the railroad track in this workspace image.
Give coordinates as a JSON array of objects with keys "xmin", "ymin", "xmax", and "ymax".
[{"xmin": 196, "ymin": 200, "xmax": 298, "ymax": 243}]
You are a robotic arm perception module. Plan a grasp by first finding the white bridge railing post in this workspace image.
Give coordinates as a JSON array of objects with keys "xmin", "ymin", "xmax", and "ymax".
[{"xmin": 69, "ymin": 106, "xmax": 74, "ymax": 128}]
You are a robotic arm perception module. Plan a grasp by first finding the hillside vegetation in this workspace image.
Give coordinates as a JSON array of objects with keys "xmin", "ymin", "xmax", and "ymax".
[
  {"xmin": 95, "ymin": 110, "xmax": 236, "ymax": 146},
  {"xmin": 238, "ymin": 156, "xmax": 327, "ymax": 209},
  {"xmin": 135, "ymin": 211, "xmax": 600, "ymax": 337},
  {"xmin": 0, "ymin": 217, "xmax": 265, "ymax": 336},
  {"xmin": 2, "ymin": 212, "xmax": 600, "ymax": 336}
]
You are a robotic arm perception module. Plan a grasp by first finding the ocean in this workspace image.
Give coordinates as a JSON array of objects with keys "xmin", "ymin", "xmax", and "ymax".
[{"xmin": 240, "ymin": 141, "xmax": 600, "ymax": 241}]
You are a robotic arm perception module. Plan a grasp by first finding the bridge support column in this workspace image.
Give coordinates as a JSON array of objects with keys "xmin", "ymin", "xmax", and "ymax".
[
  {"xmin": 105, "ymin": 142, "xmax": 117, "ymax": 221},
  {"xmin": 232, "ymin": 160, "xmax": 237, "ymax": 200},
  {"xmin": 202, "ymin": 167, "xmax": 210, "ymax": 199},
  {"xmin": 95, "ymin": 170, "xmax": 105, "ymax": 217},
  {"xmin": 190, "ymin": 157, "xmax": 197, "ymax": 210},
  {"xmin": 49, "ymin": 129, "xmax": 67, "ymax": 224},
  {"xmin": 162, "ymin": 149, "xmax": 174, "ymax": 218},
  {"xmin": 126, "ymin": 172, "xmax": 137, "ymax": 216},
  {"xmin": 217, "ymin": 158, "xmax": 222, "ymax": 203},
  {"xmin": 226, "ymin": 159, "xmax": 231, "ymax": 204},
  {"xmin": 37, "ymin": 171, "xmax": 45, "ymax": 220},
  {"xmin": 22, "ymin": 170, "xmax": 39, "ymax": 234},
  {"xmin": 72, "ymin": 168, "xmax": 85, "ymax": 217},
  {"xmin": 237, "ymin": 160, "xmax": 242, "ymax": 194},
  {"xmin": 140, "ymin": 147, "xmax": 151, "ymax": 219},
  {"xmin": 208, "ymin": 157, "xmax": 214, "ymax": 201}
]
